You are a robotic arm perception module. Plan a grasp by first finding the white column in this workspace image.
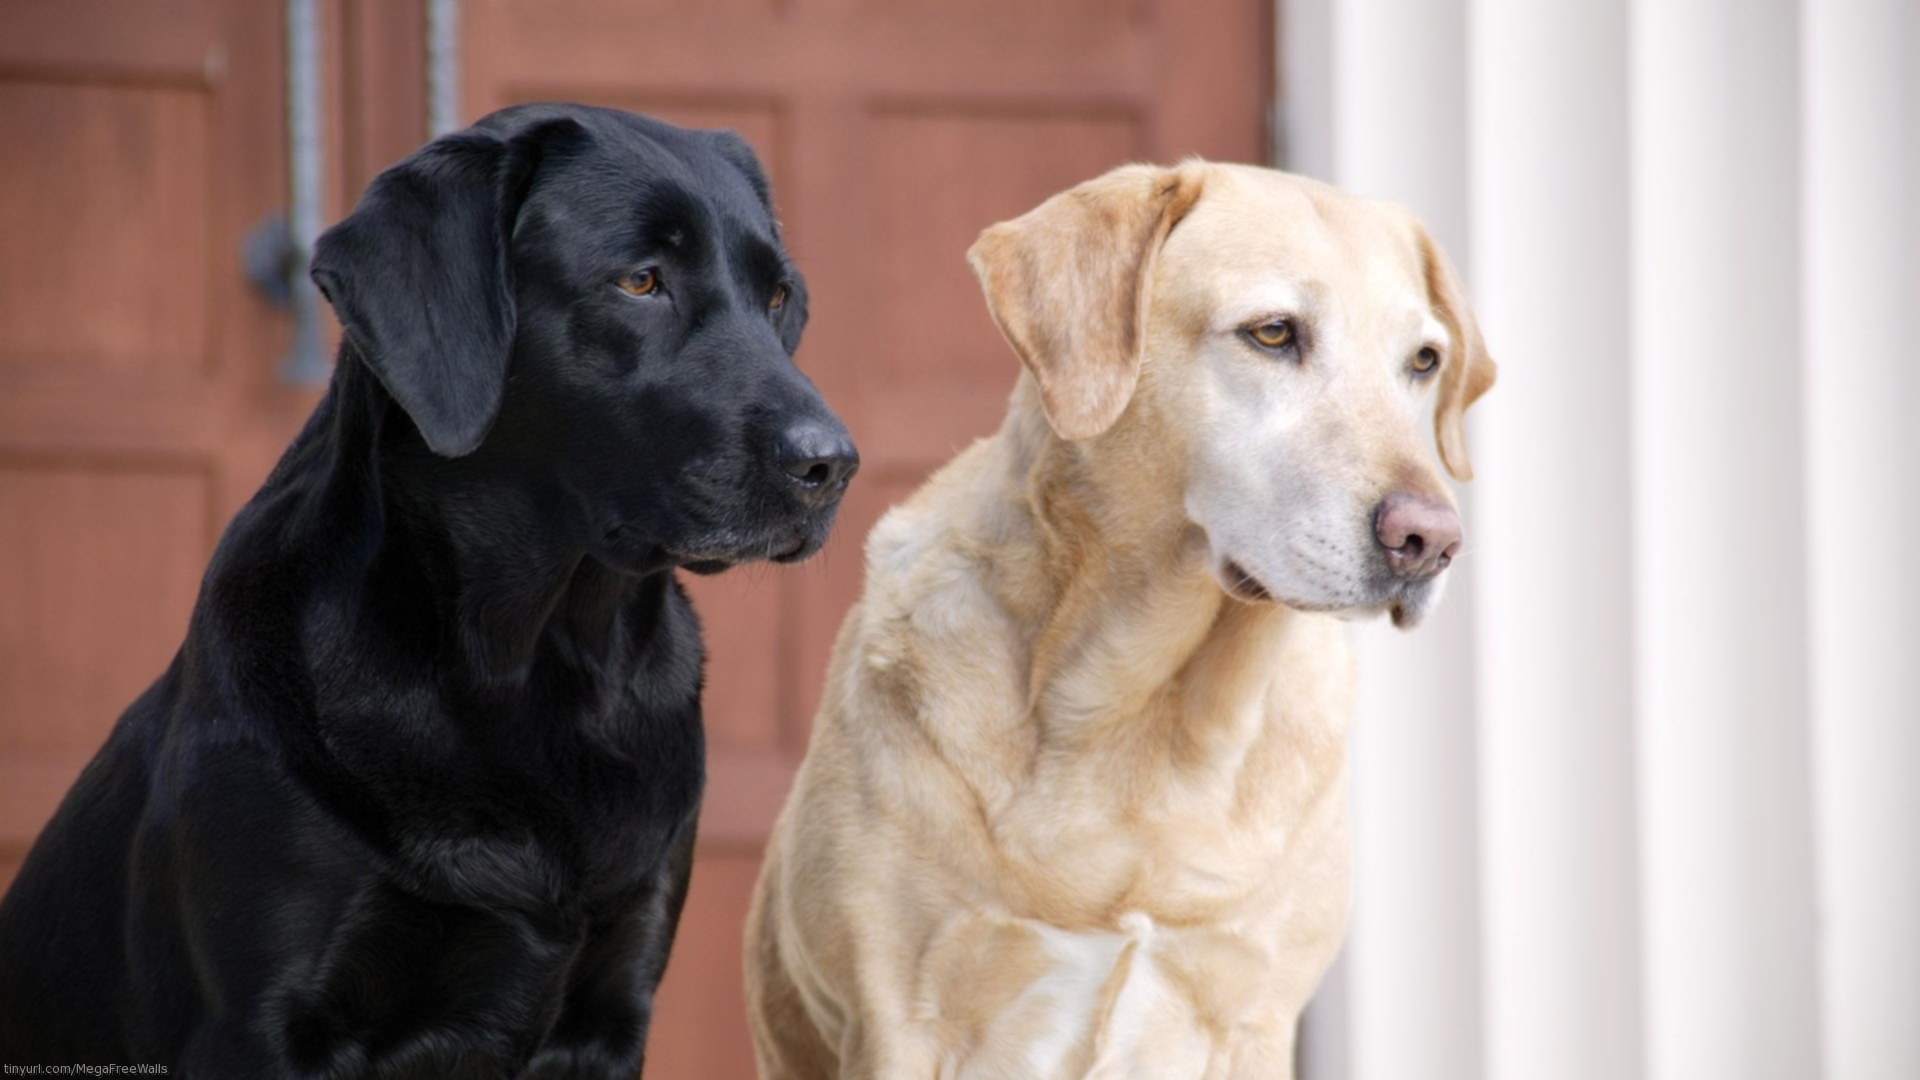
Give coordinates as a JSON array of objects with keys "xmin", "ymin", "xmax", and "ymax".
[
  {"xmin": 1467, "ymin": 3, "xmax": 1646, "ymax": 1079},
  {"xmin": 1627, "ymin": 2, "xmax": 1823, "ymax": 1077},
  {"xmin": 1324, "ymin": 2, "xmax": 1485, "ymax": 1080},
  {"xmin": 1802, "ymin": 3, "xmax": 1920, "ymax": 1078},
  {"xmin": 1277, "ymin": 0, "xmax": 1336, "ymax": 179}
]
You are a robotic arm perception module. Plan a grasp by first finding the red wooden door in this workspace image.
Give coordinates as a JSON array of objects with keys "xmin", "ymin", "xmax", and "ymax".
[
  {"xmin": 0, "ymin": 0, "xmax": 435, "ymax": 896},
  {"xmin": 0, "ymin": 0, "xmax": 302, "ymax": 889},
  {"xmin": 463, "ymin": 3, "xmax": 1270, "ymax": 1076}
]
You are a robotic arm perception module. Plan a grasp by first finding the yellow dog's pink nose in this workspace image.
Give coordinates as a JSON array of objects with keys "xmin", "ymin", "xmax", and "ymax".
[{"xmin": 1374, "ymin": 494, "xmax": 1463, "ymax": 580}]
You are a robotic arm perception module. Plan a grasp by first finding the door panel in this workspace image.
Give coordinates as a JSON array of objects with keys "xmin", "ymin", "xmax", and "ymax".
[
  {"xmin": 0, "ymin": 465, "xmax": 210, "ymax": 751},
  {"xmin": 857, "ymin": 106, "xmax": 1143, "ymax": 456},
  {"xmin": 0, "ymin": 1, "xmax": 296, "ymax": 894},
  {"xmin": 648, "ymin": 850, "xmax": 763, "ymax": 1079},
  {"xmin": 0, "ymin": 80, "xmax": 213, "ymax": 376},
  {"xmin": 467, "ymin": 2, "xmax": 1269, "ymax": 1074}
]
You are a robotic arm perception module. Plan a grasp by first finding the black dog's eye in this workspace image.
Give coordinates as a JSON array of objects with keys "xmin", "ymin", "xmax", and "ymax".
[
  {"xmin": 770, "ymin": 283, "xmax": 789, "ymax": 312},
  {"xmin": 1411, "ymin": 345, "xmax": 1441, "ymax": 377},
  {"xmin": 1246, "ymin": 319, "xmax": 1296, "ymax": 352},
  {"xmin": 615, "ymin": 268, "xmax": 662, "ymax": 298}
]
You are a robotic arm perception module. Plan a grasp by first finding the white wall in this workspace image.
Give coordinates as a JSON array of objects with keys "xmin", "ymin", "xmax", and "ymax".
[
  {"xmin": 1281, "ymin": 1, "xmax": 1920, "ymax": 1078},
  {"xmin": 1802, "ymin": 3, "xmax": 1920, "ymax": 1076}
]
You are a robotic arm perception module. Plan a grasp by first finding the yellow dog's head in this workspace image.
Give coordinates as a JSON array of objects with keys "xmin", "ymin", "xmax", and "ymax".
[{"xmin": 970, "ymin": 161, "xmax": 1495, "ymax": 627}]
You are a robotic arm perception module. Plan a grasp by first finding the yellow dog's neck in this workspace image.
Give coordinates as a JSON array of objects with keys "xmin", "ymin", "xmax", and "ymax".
[{"xmin": 981, "ymin": 383, "xmax": 1302, "ymax": 756}]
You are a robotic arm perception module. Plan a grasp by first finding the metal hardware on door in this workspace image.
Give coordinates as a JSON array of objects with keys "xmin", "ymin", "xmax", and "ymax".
[
  {"xmin": 245, "ymin": 0, "xmax": 329, "ymax": 386},
  {"xmin": 246, "ymin": 0, "xmax": 460, "ymax": 384},
  {"xmin": 427, "ymin": 0, "xmax": 461, "ymax": 139}
]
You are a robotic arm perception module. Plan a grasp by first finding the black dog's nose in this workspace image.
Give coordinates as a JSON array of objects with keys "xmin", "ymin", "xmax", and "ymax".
[{"xmin": 776, "ymin": 421, "xmax": 858, "ymax": 503}]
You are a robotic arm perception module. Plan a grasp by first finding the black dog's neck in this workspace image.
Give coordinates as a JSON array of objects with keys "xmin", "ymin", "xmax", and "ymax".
[{"xmin": 321, "ymin": 352, "xmax": 662, "ymax": 686}]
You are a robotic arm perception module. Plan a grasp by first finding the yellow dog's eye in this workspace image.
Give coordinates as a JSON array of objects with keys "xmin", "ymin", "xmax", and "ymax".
[
  {"xmin": 616, "ymin": 268, "xmax": 660, "ymax": 297},
  {"xmin": 1412, "ymin": 346, "xmax": 1441, "ymax": 375},
  {"xmin": 1249, "ymin": 320, "xmax": 1295, "ymax": 350},
  {"xmin": 770, "ymin": 283, "xmax": 789, "ymax": 312}
]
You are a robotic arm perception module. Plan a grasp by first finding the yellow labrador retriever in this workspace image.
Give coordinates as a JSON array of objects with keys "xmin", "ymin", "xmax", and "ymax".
[{"xmin": 745, "ymin": 161, "xmax": 1495, "ymax": 1079}]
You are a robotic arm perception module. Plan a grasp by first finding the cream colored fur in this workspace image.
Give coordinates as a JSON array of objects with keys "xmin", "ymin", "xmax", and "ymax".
[{"xmin": 745, "ymin": 161, "xmax": 1495, "ymax": 1080}]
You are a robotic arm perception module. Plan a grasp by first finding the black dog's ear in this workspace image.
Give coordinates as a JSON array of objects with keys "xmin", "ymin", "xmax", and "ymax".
[{"xmin": 311, "ymin": 118, "xmax": 585, "ymax": 457}]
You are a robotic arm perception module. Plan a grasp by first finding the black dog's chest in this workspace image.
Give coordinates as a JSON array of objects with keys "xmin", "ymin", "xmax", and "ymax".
[
  {"xmin": 326, "ymin": 585, "xmax": 707, "ymax": 905},
  {"xmin": 277, "ymin": 596, "xmax": 705, "ymax": 1076},
  {"xmin": 383, "ymin": 719, "xmax": 703, "ymax": 920},
  {"xmin": 286, "ymin": 884, "xmax": 663, "ymax": 1079}
]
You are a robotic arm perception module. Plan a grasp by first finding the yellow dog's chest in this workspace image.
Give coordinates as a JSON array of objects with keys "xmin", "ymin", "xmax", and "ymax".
[
  {"xmin": 980, "ymin": 742, "xmax": 1317, "ymax": 923},
  {"xmin": 915, "ymin": 910, "xmax": 1270, "ymax": 1080}
]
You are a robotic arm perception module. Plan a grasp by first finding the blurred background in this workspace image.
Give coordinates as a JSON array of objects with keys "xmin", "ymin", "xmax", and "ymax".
[{"xmin": 0, "ymin": 1, "xmax": 1911, "ymax": 1079}]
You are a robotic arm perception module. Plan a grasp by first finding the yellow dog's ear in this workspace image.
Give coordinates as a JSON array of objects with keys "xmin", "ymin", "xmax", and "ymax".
[
  {"xmin": 967, "ymin": 163, "xmax": 1204, "ymax": 441},
  {"xmin": 1417, "ymin": 223, "xmax": 1497, "ymax": 481}
]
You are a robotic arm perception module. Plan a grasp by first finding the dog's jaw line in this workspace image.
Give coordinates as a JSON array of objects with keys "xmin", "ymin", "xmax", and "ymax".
[{"xmin": 1220, "ymin": 559, "xmax": 1275, "ymax": 604}]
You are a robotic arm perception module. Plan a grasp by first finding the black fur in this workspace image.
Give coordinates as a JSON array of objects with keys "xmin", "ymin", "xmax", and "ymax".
[{"xmin": 0, "ymin": 104, "xmax": 855, "ymax": 1077}]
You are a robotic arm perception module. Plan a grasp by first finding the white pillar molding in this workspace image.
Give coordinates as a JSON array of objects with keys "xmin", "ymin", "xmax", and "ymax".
[
  {"xmin": 1466, "ymin": 3, "xmax": 1645, "ymax": 1078},
  {"xmin": 1276, "ymin": 0, "xmax": 1335, "ymax": 175},
  {"xmin": 1801, "ymin": 2, "xmax": 1920, "ymax": 1078},
  {"xmin": 1280, "ymin": 3, "xmax": 1915, "ymax": 1078},
  {"xmin": 1627, "ymin": 1, "xmax": 1824, "ymax": 1078}
]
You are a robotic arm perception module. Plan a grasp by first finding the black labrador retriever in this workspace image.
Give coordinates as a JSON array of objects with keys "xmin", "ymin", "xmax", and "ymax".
[{"xmin": 0, "ymin": 103, "xmax": 855, "ymax": 1077}]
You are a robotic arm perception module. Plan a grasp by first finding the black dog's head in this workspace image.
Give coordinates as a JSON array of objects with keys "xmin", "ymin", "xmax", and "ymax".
[{"xmin": 312, "ymin": 104, "xmax": 855, "ymax": 574}]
